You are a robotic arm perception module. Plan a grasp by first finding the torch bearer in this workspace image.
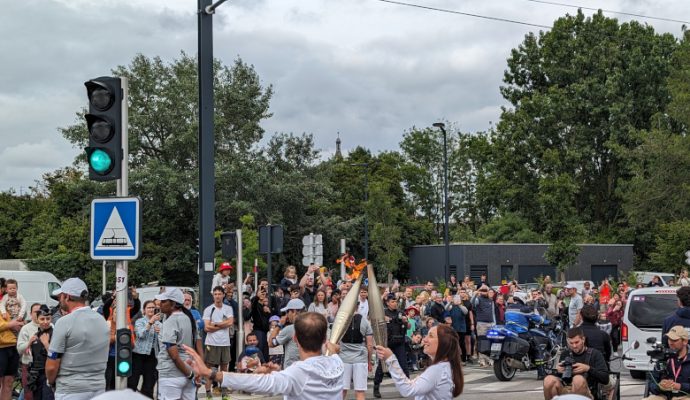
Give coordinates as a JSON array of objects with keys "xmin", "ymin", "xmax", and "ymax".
[
  {"xmin": 327, "ymin": 273, "xmax": 364, "ymax": 355},
  {"xmin": 367, "ymin": 264, "xmax": 388, "ymax": 372}
]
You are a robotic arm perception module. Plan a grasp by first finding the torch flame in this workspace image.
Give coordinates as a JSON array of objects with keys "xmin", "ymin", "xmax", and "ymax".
[{"xmin": 336, "ymin": 253, "xmax": 367, "ymax": 279}]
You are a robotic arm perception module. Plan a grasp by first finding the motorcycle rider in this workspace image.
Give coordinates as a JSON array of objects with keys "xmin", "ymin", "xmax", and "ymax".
[{"xmin": 505, "ymin": 302, "xmax": 547, "ymax": 379}]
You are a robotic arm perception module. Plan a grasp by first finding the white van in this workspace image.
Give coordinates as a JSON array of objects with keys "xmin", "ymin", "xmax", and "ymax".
[
  {"xmin": 634, "ymin": 271, "xmax": 676, "ymax": 286},
  {"xmin": 0, "ymin": 270, "xmax": 62, "ymax": 313},
  {"xmin": 622, "ymin": 286, "xmax": 679, "ymax": 379}
]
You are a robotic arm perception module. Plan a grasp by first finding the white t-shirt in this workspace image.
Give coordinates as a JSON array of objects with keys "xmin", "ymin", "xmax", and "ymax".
[
  {"xmin": 203, "ymin": 303, "xmax": 234, "ymax": 346},
  {"xmin": 357, "ymin": 298, "xmax": 369, "ymax": 317}
]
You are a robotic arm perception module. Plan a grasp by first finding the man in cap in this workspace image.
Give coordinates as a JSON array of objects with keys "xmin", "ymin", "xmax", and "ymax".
[
  {"xmin": 268, "ymin": 298, "xmax": 306, "ymax": 369},
  {"xmin": 45, "ymin": 278, "xmax": 110, "ymax": 399},
  {"xmin": 644, "ymin": 325, "xmax": 690, "ymax": 399},
  {"xmin": 565, "ymin": 284, "xmax": 583, "ymax": 328},
  {"xmin": 155, "ymin": 287, "xmax": 199, "ymax": 400},
  {"xmin": 183, "ymin": 312, "xmax": 344, "ymax": 400}
]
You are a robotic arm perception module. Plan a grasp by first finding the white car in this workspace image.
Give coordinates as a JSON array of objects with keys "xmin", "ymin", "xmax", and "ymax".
[
  {"xmin": 622, "ymin": 286, "xmax": 679, "ymax": 379},
  {"xmin": 634, "ymin": 271, "xmax": 676, "ymax": 286}
]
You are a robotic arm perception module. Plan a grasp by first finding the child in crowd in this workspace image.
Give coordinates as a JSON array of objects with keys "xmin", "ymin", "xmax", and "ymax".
[
  {"xmin": 211, "ymin": 262, "xmax": 233, "ymax": 293},
  {"xmin": 267, "ymin": 316, "xmax": 284, "ymax": 366},
  {"xmin": 0, "ymin": 279, "xmax": 26, "ymax": 322},
  {"xmin": 596, "ymin": 312, "xmax": 612, "ymax": 335},
  {"xmin": 405, "ymin": 306, "xmax": 420, "ymax": 337},
  {"xmin": 237, "ymin": 332, "xmax": 266, "ymax": 373}
]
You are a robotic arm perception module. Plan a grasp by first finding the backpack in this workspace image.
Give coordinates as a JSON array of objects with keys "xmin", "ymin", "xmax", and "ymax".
[{"xmin": 342, "ymin": 314, "xmax": 364, "ymax": 344}]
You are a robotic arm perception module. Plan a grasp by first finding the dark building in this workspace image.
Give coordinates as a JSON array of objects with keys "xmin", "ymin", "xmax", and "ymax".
[{"xmin": 408, "ymin": 243, "xmax": 633, "ymax": 285}]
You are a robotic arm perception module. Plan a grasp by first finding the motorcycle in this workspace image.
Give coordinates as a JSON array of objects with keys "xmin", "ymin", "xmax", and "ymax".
[{"xmin": 479, "ymin": 309, "xmax": 564, "ymax": 381}]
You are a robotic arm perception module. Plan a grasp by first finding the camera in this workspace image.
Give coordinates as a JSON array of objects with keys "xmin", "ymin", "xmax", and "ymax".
[
  {"xmin": 561, "ymin": 356, "xmax": 575, "ymax": 385},
  {"xmin": 647, "ymin": 342, "xmax": 678, "ymax": 363},
  {"xmin": 647, "ymin": 340, "xmax": 677, "ymax": 382}
]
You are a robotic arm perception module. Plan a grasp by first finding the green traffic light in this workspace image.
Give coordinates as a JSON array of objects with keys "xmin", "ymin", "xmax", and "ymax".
[
  {"xmin": 89, "ymin": 149, "xmax": 112, "ymax": 173},
  {"xmin": 117, "ymin": 361, "xmax": 131, "ymax": 374}
]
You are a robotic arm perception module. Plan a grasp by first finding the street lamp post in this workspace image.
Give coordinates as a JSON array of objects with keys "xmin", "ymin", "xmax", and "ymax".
[
  {"xmin": 198, "ymin": 0, "xmax": 229, "ymax": 309},
  {"xmin": 433, "ymin": 122, "xmax": 450, "ymax": 280},
  {"xmin": 351, "ymin": 162, "xmax": 370, "ymax": 261}
]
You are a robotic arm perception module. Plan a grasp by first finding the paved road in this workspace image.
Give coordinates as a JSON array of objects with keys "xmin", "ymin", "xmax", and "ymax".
[{"xmin": 204, "ymin": 363, "xmax": 647, "ymax": 399}]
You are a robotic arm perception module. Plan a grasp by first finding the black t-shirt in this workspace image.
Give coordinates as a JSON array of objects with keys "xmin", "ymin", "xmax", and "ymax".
[
  {"xmin": 558, "ymin": 347, "xmax": 609, "ymax": 391},
  {"xmin": 580, "ymin": 322, "xmax": 612, "ymax": 365},
  {"xmin": 30, "ymin": 327, "xmax": 53, "ymax": 371}
]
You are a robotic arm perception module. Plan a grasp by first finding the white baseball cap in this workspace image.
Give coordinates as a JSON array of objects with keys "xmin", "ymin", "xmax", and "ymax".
[
  {"xmin": 564, "ymin": 284, "xmax": 577, "ymax": 290},
  {"xmin": 52, "ymin": 278, "xmax": 88, "ymax": 297},
  {"xmin": 155, "ymin": 287, "xmax": 185, "ymax": 304},
  {"xmin": 280, "ymin": 298, "xmax": 306, "ymax": 313}
]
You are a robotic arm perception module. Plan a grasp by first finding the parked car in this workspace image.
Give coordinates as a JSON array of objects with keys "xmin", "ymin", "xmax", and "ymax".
[
  {"xmin": 622, "ymin": 286, "xmax": 679, "ymax": 379},
  {"xmin": 0, "ymin": 270, "xmax": 61, "ymax": 313}
]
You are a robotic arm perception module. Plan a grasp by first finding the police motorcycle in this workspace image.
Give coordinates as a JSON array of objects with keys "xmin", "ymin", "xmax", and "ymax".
[{"xmin": 479, "ymin": 306, "xmax": 564, "ymax": 381}]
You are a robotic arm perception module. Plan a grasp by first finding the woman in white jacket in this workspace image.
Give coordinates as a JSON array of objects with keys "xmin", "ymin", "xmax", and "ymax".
[{"xmin": 376, "ymin": 324, "xmax": 464, "ymax": 399}]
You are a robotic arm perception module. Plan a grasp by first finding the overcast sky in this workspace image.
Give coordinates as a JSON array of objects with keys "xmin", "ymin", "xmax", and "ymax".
[{"xmin": 1, "ymin": 0, "xmax": 689, "ymax": 192}]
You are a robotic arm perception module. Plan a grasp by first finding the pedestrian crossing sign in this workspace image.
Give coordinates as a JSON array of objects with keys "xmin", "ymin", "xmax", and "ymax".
[{"xmin": 90, "ymin": 197, "xmax": 141, "ymax": 260}]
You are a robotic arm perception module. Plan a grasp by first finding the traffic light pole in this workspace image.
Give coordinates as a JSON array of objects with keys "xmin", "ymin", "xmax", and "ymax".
[
  {"xmin": 115, "ymin": 77, "xmax": 129, "ymax": 390},
  {"xmin": 198, "ymin": 0, "xmax": 216, "ymax": 310},
  {"xmin": 235, "ymin": 229, "xmax": 245, "ymax": 360}
]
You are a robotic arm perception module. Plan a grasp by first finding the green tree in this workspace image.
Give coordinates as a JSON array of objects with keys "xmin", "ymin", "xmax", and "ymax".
[
  {"xmin": 648, "ymin": 221, "xmax": 690, "ymax": 273},
  {"xmin": 487, "ymin": 10, "xmax": 677, "ymax": 239}
]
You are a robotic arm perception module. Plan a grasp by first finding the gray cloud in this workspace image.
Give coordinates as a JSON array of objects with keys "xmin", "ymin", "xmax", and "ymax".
[{"xmin": 2, "ymin": 0, "xmax": 689, "ymax": 191}]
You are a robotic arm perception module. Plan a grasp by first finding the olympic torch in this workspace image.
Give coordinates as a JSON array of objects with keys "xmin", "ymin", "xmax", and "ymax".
[
  {"xmin": 327, "ymin": 273, "xmax": 364, "ymax": 355},
  {"xmin": 367, "ymin": 263, "xmax": 388, "ymax": 372}
]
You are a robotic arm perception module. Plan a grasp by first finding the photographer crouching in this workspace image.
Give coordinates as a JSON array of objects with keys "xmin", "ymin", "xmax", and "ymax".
[
  {"xmin": 543, "ymin": 327, "xmax": 609, "ymax": 400},
  {"xmin": 644, "ymin": 325, "xmax": 690, "ymax": 400}
]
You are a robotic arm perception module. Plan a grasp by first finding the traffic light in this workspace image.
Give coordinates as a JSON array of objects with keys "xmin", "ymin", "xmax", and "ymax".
[
  {"xmin": 116, "ymin": 328, "xmax": 133, "ymax": 377},
  {"xmin": 220, "ymin": 231, "xmax": 237, "ymax": 259},
  {"xmin": 84, "ymin": 77, "xmax": 123, "ymax": 181}
]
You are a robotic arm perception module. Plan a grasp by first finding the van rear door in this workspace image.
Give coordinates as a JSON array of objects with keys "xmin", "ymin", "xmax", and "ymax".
[{"xmin": 624, "ymin": 289, "xmax": 678, "ymax": 373}]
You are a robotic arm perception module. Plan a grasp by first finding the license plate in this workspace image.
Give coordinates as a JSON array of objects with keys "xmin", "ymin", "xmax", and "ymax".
[{"xmin": 491, "ymin": 343, "xmax": 502, "ymax": 351}]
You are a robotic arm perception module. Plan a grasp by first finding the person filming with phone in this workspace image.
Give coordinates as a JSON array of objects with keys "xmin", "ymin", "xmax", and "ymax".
[
  {"xmin": 643, "ymin": 325, "xmax": 690, "ymax": 400},
  {"xmin": 542, "ymin": 327, "xmax": 608, "ymax": 400}
]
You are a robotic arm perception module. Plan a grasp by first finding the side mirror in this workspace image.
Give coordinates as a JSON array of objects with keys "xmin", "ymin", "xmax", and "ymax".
[{"xmin": 632, "ymin": 340, "xmax": 640, "ymax": 350}]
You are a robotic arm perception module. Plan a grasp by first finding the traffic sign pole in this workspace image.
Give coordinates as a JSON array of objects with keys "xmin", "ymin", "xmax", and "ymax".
[
  {"xmin": 236, "ymin": 229, "xmax": 245, "ymax": 360},
  {"xmin": 115, "ymin": 78, "xmax": 129, "ymax": 390}
]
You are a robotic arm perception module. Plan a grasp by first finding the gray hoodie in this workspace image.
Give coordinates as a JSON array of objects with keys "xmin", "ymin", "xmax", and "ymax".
[{"xmin": 222, "ymin": 354, "xmax": 344, "ymax": 400}]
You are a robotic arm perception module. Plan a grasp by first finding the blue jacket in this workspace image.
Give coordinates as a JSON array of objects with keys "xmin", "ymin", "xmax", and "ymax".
[
  {"xmin": 662, "ymin": 307, "xmax": 690, "ymax": 347},
  {"xmin": 450, "ymin": 305, "xmax": 467, "ymax": 333},
  {"xmin": 505, "ymin": 305, "xmax": 543, "ymax": 334}
]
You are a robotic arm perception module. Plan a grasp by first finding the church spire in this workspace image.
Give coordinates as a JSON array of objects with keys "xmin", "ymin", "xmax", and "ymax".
[{"xmin": 335, "ymin": 132, "xmax": 342, "ymax": 160}]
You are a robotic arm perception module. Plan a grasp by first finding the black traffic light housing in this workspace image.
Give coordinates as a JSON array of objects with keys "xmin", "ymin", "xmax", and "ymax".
[
  {"xmin": 220, "ymin": 231, "xmax": 237, "ymax": 259},
  {"xmin": 84, "ymin": 77, "xmax": 123, "ymax": 181},
  {"xmin": 116, "ymin": 328, "xmax": 133, "ymax": 377}
]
